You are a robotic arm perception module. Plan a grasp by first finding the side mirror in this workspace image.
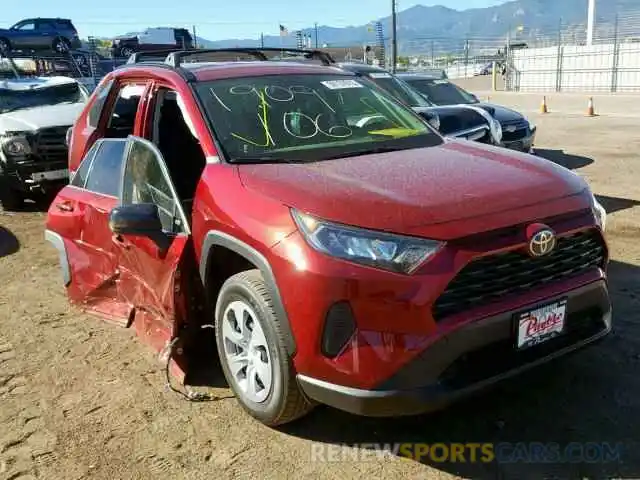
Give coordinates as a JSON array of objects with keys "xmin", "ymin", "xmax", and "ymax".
[
  {"xmin": 418, "ymin": 111, "xmax": 441, "ymax": 131},
  {"xmin": 109, "ymin": 203, "xmax": 171, "ymax": 251},
  {"xmin": 109, "ymin": 202, "xmax": 162, "ymax": 235}
]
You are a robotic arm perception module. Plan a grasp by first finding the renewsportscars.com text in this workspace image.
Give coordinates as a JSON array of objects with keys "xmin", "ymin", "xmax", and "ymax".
[{"xmin": 310, "ymin": 442, "xmax": 624, "ymax": 464}]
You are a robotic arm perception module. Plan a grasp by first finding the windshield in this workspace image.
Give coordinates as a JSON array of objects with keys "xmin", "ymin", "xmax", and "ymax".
[
  {"xmin": 0, "ymin": 82, "xmax": 85, "ymax": 114},
  {"xmin": 403, "ymin": 79, "xmax": 478, "ymax": 106},
  {"xmin": 363, "ymin": 72, "xmax": 432, "ymax": 108},
  {"xmin": 196, "ymin": 74, "xmax": 441, "ymax": 164}
]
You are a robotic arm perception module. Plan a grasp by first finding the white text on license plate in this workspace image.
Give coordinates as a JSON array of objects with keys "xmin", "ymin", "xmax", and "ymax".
[
  {"xmin": 32, "ymin": 169, "xmax": 69, "ymax": 181},
  {"xmin": 516, "ymin": 299, "xmax": 567, "ymax": 350}
]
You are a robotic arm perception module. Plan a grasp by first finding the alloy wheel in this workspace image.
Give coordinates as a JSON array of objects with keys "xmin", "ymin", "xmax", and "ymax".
[{"xmin": 221, "ymin": 300, "xmax": 273, "ymax": 403}]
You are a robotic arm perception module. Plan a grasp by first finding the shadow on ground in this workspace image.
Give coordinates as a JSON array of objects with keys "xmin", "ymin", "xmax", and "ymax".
[
  {"xmin": 536, "ymin": 148, "xmax": 594, "ymax": 170},
  {"xmin": 282, "ymin": 259, "xmax": 640, "ymax": 479},
  {"xmin": 596, "ymin": 194, "xmax": 640, "ymax": 215},
  {"xmin": 0, "ymin": 226, "xmax": 20, "ymax": 258}
]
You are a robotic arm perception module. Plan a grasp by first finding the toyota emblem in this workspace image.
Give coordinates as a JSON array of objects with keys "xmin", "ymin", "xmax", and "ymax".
[{"xmin": 528, "ymin": 227, "xmax": 557, "ymax": 257}]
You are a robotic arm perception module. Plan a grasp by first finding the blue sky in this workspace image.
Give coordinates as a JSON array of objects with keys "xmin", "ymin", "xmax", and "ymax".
[{"xmin": 3, "ymin": 0, "xmax": 507, "ymax": 40}]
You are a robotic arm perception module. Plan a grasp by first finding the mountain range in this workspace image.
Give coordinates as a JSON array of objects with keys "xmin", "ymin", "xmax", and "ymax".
[{"xmin": 195, "ymin": 0, "xmax": 639, "ymax": 54}]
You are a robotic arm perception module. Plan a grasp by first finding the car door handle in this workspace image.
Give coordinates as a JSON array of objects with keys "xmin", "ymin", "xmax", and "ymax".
[{"xmin": 55, "ymin": 201, "xmax": 74, "ymax": 212}]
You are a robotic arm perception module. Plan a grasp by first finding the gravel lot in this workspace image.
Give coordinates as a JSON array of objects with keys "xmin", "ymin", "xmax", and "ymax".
[{"xmin": 0, "ymin": 108, "xmax": 639, "ymax": 480}]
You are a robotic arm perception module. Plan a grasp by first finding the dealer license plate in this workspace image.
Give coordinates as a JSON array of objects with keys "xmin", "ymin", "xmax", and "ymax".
[
  {"xmin": 515, "ymin": 299, "xmax": 567, "ymax": 350},
  {"xmin": 31, "ymin": 169, "xmax": 69, "ymax": 181}
]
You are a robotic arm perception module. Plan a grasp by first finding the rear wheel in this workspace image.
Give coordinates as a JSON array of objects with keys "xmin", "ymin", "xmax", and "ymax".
[
  {"xmin": 215, "ymin": 270, "xmax": 313, "ymax": 426},
  {"xmin": 119, "ymin": 46, "xmax": 135, "ymax": 58},
  {"xmin": 53, "ymin": 37, "xmax": 71, "ymax": 54}
]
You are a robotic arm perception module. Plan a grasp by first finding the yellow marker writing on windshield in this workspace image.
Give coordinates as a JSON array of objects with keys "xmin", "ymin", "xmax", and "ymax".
[{"xmin": 231, "ymin": 88, "xmax": 275, "ymax": 147}]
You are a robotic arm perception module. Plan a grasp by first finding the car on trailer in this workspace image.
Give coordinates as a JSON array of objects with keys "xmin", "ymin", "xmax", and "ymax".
[
  {"xmin": 0, "ymin": 18, "xmax": 81, "ymax": 55},
  {"xmin": 45, "ymin": 47, "xmax": 611, "ymax": 427}
]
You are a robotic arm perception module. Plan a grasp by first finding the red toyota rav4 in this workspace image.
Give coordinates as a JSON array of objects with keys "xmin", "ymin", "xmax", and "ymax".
[{"xmin": 45, "ymin": 48, "xmax": 611, "ymax": 427}]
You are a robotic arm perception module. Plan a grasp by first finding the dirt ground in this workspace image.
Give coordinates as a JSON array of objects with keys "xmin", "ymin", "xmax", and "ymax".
[{"xmin": 1, "ymin": 110, "xmax": 639, "ymax": 480}]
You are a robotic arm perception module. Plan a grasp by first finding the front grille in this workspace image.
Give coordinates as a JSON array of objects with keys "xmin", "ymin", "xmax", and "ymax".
[
  {"xmin": 500, "ymin": 119, "xmax": 529, "ymax": 142},
  {"xmin": 33, "ymin": 126, "xmax": 69, "ymax": 163},
  {"xmin": 432, "ymin": 229, "xmax": 606, "ymax": 322}
]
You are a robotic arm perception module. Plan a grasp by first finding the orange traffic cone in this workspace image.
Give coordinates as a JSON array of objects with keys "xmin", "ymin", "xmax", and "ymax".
[
  {"xmin": 540, "ymin": 96, "xmax": 548, "ymax": 114},
  {"xmin": 586, "ymin": 97, "xmax": 596, "ymax": 117}
]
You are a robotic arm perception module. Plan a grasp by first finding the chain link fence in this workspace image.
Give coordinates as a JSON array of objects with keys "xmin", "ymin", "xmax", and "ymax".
[{"xmin": 392, "ymin": 11, "xmax": 640, "ymax": 93}]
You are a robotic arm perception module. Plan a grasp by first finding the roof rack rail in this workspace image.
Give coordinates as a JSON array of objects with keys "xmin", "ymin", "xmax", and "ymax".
[
  {"xmin": 126, "ymin": 48, "xmax": 189, "ymax": 64},
  {"xmin": 164, "ymin": 47, "xmax": 336, "ymax": 68}
]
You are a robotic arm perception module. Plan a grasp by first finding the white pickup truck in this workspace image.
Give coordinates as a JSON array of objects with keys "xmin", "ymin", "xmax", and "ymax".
[{"xmin": 0, "ymin": 75, "xmax": 88, "ymax": 210}]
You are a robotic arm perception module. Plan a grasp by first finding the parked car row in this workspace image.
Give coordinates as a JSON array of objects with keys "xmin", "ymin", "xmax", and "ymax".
[{"xmin": 26, "ymin": 47, "xmax": 610, "ymax": 431}]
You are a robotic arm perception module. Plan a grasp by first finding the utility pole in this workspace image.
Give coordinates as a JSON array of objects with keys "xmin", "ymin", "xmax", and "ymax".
[
  {"xmin": 391, "ymin": 0, "xmax": 398, "ymax": 72},
  {"xmin": 586, "ymin": 0, "xmax": 596, "ymax": 46},
  {"xmin": 260, "ymin": 32, "xmax": 264, "ymax": 48},
  {"xmin": 315, "ymin": 22, "xmax": 318, "ymax": 48}
]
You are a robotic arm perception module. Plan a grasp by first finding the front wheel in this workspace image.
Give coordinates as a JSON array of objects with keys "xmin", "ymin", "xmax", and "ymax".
[{"xmin": 215, "ymin": 270, "xmax": 313, "ymax": 426}]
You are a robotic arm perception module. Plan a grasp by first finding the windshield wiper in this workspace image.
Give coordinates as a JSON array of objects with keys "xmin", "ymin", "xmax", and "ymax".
[
  {"xmin": 231, "ymin": 156, "xmax": 309, "ymax": 165},
  {"xmin": 323, "ymin": 145, "xmax": 404, "ymax": 160}
]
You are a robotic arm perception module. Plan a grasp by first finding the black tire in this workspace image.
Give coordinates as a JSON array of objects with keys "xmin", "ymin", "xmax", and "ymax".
[
  {"xmin": 0, "ymin": 189, "xmax": 24, "ymax": 211},
  {"xmin": 215, "ymin": 269, "xmax": 313, "ymax": 426},
  {"xmin": 0, "ymin": 38, "xmax": 10, "ymax": 54},
  {"xmin": 53, "ymin": 37, "xmax": 71, "ymax": 54},
  {"xmin": 119, "ymin": 46, "xmax": 135, "ymax": 58}
]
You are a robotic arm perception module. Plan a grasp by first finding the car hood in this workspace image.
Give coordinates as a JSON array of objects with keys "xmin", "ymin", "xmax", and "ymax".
[
  {"xmin": 476, "ymin": 103, "xmax": 525, "ymax": 123},
  {"xmin": 0, "ymin": 102, "xmax": 84, "ymax": 132},
  {"xmin": 238, "ymin": 139, "xmax": 587, "ymax": 237}
]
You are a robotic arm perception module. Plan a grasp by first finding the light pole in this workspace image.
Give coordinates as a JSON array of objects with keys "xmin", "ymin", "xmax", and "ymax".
[
  {"xmin": 586, "ymin": 0, "xmax": 596, "ymax": 46},
  {"xmin": 391, "ymin": 0, "xmax": 398, "ymax": 72}
]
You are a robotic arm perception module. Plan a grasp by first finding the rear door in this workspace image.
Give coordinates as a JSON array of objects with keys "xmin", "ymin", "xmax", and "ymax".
[
  {"xmin": 46, "ymin": 138, "xmax": 132, "ymax": 322},
  {"xmin": 34, "ymin": 20, "xmax": 57, "ymax": 49},
  {"xmin": 69, "ymin": 78, "xmax": 150, "ymax": 173}
]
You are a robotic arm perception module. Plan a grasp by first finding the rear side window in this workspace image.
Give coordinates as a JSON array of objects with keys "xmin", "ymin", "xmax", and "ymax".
[
  {"xmin": 70, "ymin": 141, "xmax": 101, "ymax": 188},
  {"xmin": 55, "ymin": 20, "xmax": 75, "ymax": 30},
  {"xmin": 88, "ymin": 78, "xmax": 114, "ymax": 128},
  {"xmin": 84, "ymin": 139, "xmax": 128, "ymax": 197}
]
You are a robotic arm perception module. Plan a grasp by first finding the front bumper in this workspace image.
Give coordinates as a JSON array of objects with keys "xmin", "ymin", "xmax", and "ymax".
[
  {"xmin": 1, "ymin": 160, "xmax": 68, "ymax": 195},
  {"xmin": 297, "ymin": 280, "xmax": 611, "ymax": 417}
]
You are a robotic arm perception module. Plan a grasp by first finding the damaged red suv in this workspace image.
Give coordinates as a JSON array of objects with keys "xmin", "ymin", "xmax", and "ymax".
[{"xmin": 45, "ymin": 48, "xmax": 611, "ymax": 427}]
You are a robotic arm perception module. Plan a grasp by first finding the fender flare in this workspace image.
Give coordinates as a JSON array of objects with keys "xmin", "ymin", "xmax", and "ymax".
[
  {"xmin": 44, "ymin": 230, "xmax": 71, "ymax": 287},
  {"xmin": 199, "ymin": 231, "xmax": 296, "ymax": 356}
]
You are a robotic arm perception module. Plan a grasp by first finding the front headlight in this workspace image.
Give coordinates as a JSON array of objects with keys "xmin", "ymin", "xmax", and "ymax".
[
  {"xmin": 590, "ymin": 191, "xmax": 607, "ymax": 232},
  {"xmin": 426, "ymin": 112, "xmax": 440, "ymax": 131},
  {"xmin": 292, "ymin": 209, "xmax": 445, "ymax": 274},
  {"xmin": 526, "ymin": 116, "xmax": 536, "ymax": 132},
  {"xmin": 0, "ymin": 134, "xmax": 31, "ymax": 157},
  {"xmin": 491, "ymin": 118, "xmax": 503, "ymax": 144}
]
